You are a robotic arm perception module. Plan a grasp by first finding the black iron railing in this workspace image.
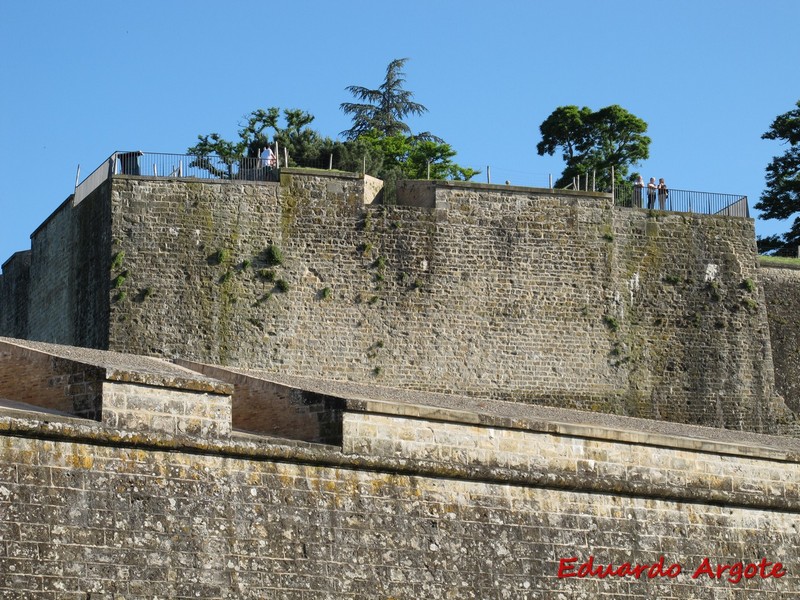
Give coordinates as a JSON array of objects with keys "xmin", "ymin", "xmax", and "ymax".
[
  {"xmin": 613, "ymin": 185, "xmax": 749, "ymax": 217},
  {"xmin": 74, "ymin": 151, "xmax": 280, "ymax": 204},
  {"xmin": 117, "ymin": 151, "xmax": 280, "ymax": 182}
]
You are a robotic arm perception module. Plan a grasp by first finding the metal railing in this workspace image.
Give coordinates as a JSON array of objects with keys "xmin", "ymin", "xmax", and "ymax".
[
  {"xmin": 613, "ymin": 185, "xmax": 749, "ymax": 217},
  {"xmin": 72, "ymin": 152, "xmax": 750, "ymax": 219},
  {"xmin": 119, "ymin": 152, "xmax": 280, "ymax": 182},
  {"xmin": 73, "ymin": 151, "xmax": 280, "ymax": 205}
]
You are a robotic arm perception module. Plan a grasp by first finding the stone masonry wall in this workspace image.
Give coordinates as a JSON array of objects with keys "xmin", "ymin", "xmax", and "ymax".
[
  {"xmin": 25, "ymin": 184, "xmax": 111, "ymax": 349},
  {"xmin": 0, "ymin": 407, "xmax": 799, "ymax": 598},
  {"xmin": 174, "ymin": 360, "xmax": 345, "ymax": 444},
  {"xmin": 104, "ymin": 174, "xmax": 792, "ymax": 434},
  {"xmin": 0, "ymin": 342, "xmax": 104, "ymax": 419},
  {"xmin": 0, "ymin": 251, "xmax": 31, "ymax": 339},
  {"xmin": 761, "ymin": 266, "xmax": 800, "ymax": 412}
]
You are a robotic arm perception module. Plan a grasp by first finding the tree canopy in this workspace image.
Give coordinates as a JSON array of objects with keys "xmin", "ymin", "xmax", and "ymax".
[
  {"xmin": 338, "ymin": 58, "xmax": 477, "ymax": 188},
  {"xmin": 340, "ymin": 58, "xmax": 429, "ymax": 141},
  {"xmin": 353, "ymin": 131, "xmax": 479, "ymax": 182},
  {"xmin": 754, "ymin": 99, "xmax": 800, "ymax": 255},
  {"xmin": 536, "ymin": 104, "xmax": 650, "ymax": 190},
  {"xmin": 187, "ymin": 108, "xmax": 337, "ymax": 176},
  {"xmin": 187, "ymin": 59, "xmax": 477, "ymax": 188}
]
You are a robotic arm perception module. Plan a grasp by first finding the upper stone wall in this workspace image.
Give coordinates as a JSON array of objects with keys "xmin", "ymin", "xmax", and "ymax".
[
  {"xmin": 99, "ymin": 173, "xmax": 793, "ymax": 434},
  {"xmin": 0, "ymin": 251, "xmax": 31, "ymax": 339},
  {"xmin": 762, "ymin": 266, "xmax": 800, "ymax": 412},
  {"xmin": 24, "ymin": 183, "xmax": 111, "ymax": 348}
]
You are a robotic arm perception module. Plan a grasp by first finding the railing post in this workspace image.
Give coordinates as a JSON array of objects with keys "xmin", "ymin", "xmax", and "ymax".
[{"xmin": 611, "ymin": 166, "xmax": 615, "ymax": 201}]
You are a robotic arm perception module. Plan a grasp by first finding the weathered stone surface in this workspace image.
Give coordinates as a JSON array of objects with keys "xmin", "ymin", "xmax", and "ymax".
[
  {"xmin": 0, "ymin": 337, "xmax": 232, "ymax": 437},
  {"xmin": 762, "ymin": 266, "xmax": 800, "ymax": 412},
  {"xmin": 0, "ymin": 403, "xmax": 798, "ymax": 598}
]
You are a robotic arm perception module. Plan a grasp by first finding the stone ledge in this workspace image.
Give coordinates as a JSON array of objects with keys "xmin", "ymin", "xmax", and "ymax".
[
  {"xmin": 345, "ymin": 397, "xmax": 800, "ymax": 464},
  {"xmin": 0, "ymin": 337, "xmax": 232, "ymax": 395},
  {"xmin": 1, "ymin": 411, "xmax": 799, "ymax": 514}
]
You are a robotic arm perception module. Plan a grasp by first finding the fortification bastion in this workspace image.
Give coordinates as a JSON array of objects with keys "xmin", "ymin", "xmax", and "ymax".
[{"xmin": 2, "ymin": 160, "xmax": 800, "ymax": 597}]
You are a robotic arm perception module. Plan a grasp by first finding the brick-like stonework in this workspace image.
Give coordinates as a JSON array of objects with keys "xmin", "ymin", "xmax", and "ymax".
[
  {"xmin": 104, "ymin": 174, "xmax": 789, "ymax": 433},
  {"xmin": 175, "ymin": 359, "xmax": 344, "ymax": 443},
  {"xmin": 0, "ymin": 251, "xmax": 31, "ymax": 339},
  {"xmin": 0, "ymin": 338, "xmax": 232, "ymax": 438},
  {"xmin": 762, "ymin": 266, "xmax": 800, "ymax": 412},
  {"xmin": 0, "ymin": 393, "xmax": 799, "ymax": 598}
]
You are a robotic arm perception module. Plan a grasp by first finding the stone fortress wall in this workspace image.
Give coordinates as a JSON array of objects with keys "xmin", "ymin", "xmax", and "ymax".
[{"xmin": 0, "ymin": 169, "xmax": 797, "ymax": 434}]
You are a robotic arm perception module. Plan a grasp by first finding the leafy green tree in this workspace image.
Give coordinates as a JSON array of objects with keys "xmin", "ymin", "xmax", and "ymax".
[
  {"xmin": 339, "ymin": 59, "xmax": 478, "ymax": 186},
  {"xmin": 536, "ymin": 104, "xmax": 650, "ymax": 190},
  {"xmin": 348, "ymin": 131, "xmax": 478, "ymax": 182},
  {"xmin": 754, "ymin": 99, "xmax": 800, "ymax": 255},
  {"xmin": 188, "ymin": 108, "xmax": 337, "ymax": 175},
  {"xmin": 340, "ymin": 58, "xmax": 429, "ymax": 140}
]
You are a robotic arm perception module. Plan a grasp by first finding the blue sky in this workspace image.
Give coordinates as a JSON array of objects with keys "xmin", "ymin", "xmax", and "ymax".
[{"xmin": 1, "ymin": 0, "xmax": 798, "ymax": 264}]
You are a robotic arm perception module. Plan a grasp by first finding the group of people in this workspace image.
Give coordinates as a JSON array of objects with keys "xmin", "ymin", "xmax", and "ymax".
[{"xmin": 633, "ymin": 176, "xmax": 669, "ymax": 210}]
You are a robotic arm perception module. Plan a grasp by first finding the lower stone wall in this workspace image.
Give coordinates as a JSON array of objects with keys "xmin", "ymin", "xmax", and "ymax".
[{"xmin": 0, "ymin": 408, "xmax": 798, "ymax": 598}]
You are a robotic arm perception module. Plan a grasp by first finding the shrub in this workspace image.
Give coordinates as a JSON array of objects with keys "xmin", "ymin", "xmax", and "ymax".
[
  {"xmin": 265, "ymin": 244, "xmax": 284, "ymax": 266},
  {"xmin": 258, "ymin": 269, "xmax": 276, "ymax": 282},
  {"xmin": 112, "ymin": 271, "xmax": 128, "ymax": 289},
  {"xmin": 603, "ymin": 315, "xmax": 620, "ymax": 331},
  {"xmin": 214, "ymin": 248, "xmax": 230, "ymax": 264},
  {"xmin": 110, "ymin": 251, "xmax": 125, "ymax": 271}
]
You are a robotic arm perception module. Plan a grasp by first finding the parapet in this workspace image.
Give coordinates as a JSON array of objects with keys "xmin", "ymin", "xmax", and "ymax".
[{"xmin": 0, "ymin": 337, "xmax": 232, "ymax": 438}]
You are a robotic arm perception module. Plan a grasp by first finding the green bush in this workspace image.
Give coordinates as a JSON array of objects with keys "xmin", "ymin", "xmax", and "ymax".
[
  {"xmin": 603, "ymin": 315, "xmax": 620, "ymax": 331},
  {"xmin": 258, "ymin": 269, "xmax": 276, "ymax": 282},
  {"xmin": 265, "ymin": 244, "xmax": 284, "ymax": 266},
  {"xmin": 110, "ymin": 251, "xmax": 125, "ymax": 271}
]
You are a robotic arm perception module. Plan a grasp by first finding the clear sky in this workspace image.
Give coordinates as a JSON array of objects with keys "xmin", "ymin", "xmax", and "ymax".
[{"xmin": 1, "ymin": 0, "xmax": 798, "ymax": 265}]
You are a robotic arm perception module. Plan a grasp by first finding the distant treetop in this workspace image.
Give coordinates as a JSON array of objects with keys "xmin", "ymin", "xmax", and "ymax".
[{"xmin": 340, "ymin": 58, "xmax": 428, "ymax": 140}]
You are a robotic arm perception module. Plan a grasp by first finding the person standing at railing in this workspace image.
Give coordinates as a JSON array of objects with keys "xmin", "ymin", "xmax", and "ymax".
[
  {"xmin": 658, "ymin": 178, "xmax": 669, "ymax": 210},
  {"xmin": 633, "ymin": 175, "xmax": 644, "ymax": 208},
  {"xmin": 647, "ymin": 177, "xmax": 657, "ymax": 209},
  {"xmin": 260, "ymin": 146, "xmax": 276, "ymax": 168}
]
